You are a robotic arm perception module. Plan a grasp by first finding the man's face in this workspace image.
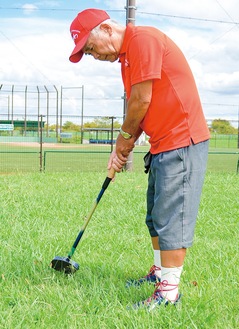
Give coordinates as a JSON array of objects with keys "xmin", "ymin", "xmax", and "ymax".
[{"xmin": 82, "ymin": 26, "xmax": 119, "ymax": 62}]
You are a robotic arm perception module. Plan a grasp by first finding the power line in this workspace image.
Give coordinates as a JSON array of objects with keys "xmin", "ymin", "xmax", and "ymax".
[
  {"xmin": 203, "ymin": 103, "xmax": 239, "ymax": 108},
  {"xmin": 137, "ymin": 11, "xmax": 239, "ymax": 25},
  {"xmin": 1, "ymin": 7, "xmax": 239, "ymax": 25},
  {"xmin": 189, "ymin": 24, "xmax": 237, "ymax": 60},
  {"xmin": 214, "ymin": 0, "xmax": 238, "ymax": 24},
  {"xmin": 214, "ymin": 0, "xmax": 239, "ymax": 30}
]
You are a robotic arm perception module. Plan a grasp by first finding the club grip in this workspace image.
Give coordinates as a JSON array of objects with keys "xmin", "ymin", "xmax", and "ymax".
[
  {"xmin": 108, "ymin": 167, "xmax": 115, "ymax": 179},
  {"xmin": 100, "ymin": 168, "xmax": 115, "ymax": 194}
]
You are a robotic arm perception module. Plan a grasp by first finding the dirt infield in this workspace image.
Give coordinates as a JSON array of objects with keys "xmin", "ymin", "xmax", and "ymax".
[
  {"xmin": 6, "ymin": 142, "xmax": 64, "ymax": 148},
  {"xmin": 1, "ymin": 142, "xmax": 91, "ymax": 149}
]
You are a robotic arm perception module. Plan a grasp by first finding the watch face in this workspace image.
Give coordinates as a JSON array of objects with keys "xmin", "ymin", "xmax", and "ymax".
[{"xmin": 120, "ymin": 128, "xmax": 132, "ymax": 139}]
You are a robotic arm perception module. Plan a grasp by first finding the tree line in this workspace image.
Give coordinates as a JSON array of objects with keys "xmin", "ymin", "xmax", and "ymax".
[{"xmin": 48, "ymin": 118, "xmax": 237, "ymax": 134}]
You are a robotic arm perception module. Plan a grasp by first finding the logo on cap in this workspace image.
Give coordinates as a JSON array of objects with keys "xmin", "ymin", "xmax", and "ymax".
[{"xmin": 71, "ymin": 29, "xmax": 81, "ymax": 42}]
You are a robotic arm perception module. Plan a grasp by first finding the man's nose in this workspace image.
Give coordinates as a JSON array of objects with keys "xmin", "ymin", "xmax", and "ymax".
[{"xmin": 92, "ymin": 52, "xmax": 100, "ymax": 59}]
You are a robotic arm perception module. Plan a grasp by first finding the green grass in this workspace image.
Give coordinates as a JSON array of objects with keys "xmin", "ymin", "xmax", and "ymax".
[
  {"xmin": 0, "ymin": 171, "xmax": 238, "ymax": 328},
  {"xmin": 0, "ymin": 143, "xmax": 238, "ymax": 173},
  {"xmin": 209, "ymin": 134, "xmax": 238, "ymax": 149},
  {"xmin": 207, "ymin": 150, "xmax": 239, "ymax": 173}
]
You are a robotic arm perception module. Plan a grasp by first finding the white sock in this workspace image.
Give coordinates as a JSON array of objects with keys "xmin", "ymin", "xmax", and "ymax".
[
  {"xmin": 160, "ymin": 266, "xmax": 183, "ymax": 302},
  {"xmin": 153, "ymin": 249, "xmax": 161, "ymax": 278}
]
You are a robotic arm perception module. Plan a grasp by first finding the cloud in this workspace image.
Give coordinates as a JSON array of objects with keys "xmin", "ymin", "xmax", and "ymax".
[
  {"xmin": 22, "ymin": 4, "xmax": 38, "ymax": 15},
  {"xmin": 204, "ymin": 72, "xmax": 239, "ymax": 95},
  {"xmin": 1, "ymin": 0, "xmax": 239, "ymax": 120}
]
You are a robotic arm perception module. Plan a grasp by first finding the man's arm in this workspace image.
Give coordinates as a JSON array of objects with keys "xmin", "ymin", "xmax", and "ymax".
[
  {"xmin": 121, "ymin": 79, "xmax": 152, "ymax": 135},
  {"xmin": 116, "ymin": 79, "xmax": 152, "ymax": 160},
  {"xmin": 108, "ymin": 80, "xmax": 152, "ymax": 172}
]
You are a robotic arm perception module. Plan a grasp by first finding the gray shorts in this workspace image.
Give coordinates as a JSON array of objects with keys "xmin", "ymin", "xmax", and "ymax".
[{"xmin": 146, "ymin": 140, "xmax": 209, "ymax": 250}]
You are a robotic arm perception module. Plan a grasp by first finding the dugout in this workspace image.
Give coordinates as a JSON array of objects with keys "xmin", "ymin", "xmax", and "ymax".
[
  {"xmin": 0, "ymin": 119, "xmax": 47, "ymax": 140},
  {"xmin": 0, "ymin": 120, "xmax": 45, "ymax": 129},
  {"xmin": 83, "ymin": 128, "xmax": 119, "ymax": 144},
  {"xmin": 0, "ymin": 120, "xmax": 45, "ymax": 137}
]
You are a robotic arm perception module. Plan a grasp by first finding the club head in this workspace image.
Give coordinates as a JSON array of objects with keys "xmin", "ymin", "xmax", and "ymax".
[{"xmin": 50, "ymin": 256, "xmax": 79, "ymax": 275}]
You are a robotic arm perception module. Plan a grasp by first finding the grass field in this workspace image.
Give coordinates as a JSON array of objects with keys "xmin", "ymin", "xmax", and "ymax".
[
  {"xmin": 0, "ymin": 171, "xmax": 238, "ymax": 328},
  {"xmin": 0, "ymin": 142, "xmax": 238, "ymax": 174}
]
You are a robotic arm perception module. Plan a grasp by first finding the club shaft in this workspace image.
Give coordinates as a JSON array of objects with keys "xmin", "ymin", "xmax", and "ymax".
[
  {"xmin": 67, "ymin": 200, "xmax": 97, "ymax": 258},
  {"xmin": 67, "ymin": 175, "xmax": 113, "ymax": 258}
]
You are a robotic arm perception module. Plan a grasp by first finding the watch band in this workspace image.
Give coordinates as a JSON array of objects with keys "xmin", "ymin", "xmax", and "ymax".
[{"xmin": 119, "ymin": 127, "xmax": 132, "ymax": 140}]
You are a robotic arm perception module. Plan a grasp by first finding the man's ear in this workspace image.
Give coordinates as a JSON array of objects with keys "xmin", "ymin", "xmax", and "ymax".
[{"xmin": 100, "ymin": 23, "xmax": 113, "ymax": 36}]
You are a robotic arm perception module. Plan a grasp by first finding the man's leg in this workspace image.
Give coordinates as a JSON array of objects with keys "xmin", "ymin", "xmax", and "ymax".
[
  {"xmin": 160, "ymin": 248, "xmax": 186, "ymax": 301},
  {"xmin": 161, "ymin": 248, "xmax": 186, "ymax": 267},
  {"xmin": 133, "ymin": 141, "xmax": 209, "ymax": 309},
  {"xmin": 151, "ymin": 236, "xmax": 161, "ymax": 277},
  {"xmin": 152, "ymin": 236, "xmax": 186, "ymax": 301}
]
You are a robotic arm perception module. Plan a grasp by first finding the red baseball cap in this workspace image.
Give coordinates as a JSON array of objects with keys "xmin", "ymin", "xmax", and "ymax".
[{"xmin": 69, "ymin": 9, "xmax": 110, "ymax": 63}]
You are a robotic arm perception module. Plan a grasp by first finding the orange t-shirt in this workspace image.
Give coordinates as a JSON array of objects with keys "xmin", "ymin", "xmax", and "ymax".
[{"xmin": 119, "ymin": 24, "xmax": 210, "ymax": 154}]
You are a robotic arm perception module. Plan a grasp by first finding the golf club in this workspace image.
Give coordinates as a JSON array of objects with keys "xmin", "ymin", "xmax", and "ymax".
[{"xmin": 50, "ymin": 167, "xmax": 115, "ymax": 274}]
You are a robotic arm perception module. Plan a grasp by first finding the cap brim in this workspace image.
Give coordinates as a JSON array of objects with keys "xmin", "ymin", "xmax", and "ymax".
[{"xmin": 69, "ymin": 32, "xmax": 90, "ymax": 63}]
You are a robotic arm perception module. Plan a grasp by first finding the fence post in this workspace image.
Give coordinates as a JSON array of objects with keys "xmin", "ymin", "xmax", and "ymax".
[
  {"xmin": 43, "ymin": 151, "xmax": 46, "ymax": 172},
  {"xmin": 110, "ymin": 116, "xmax": 115, "ymax": 153},
  {"xmin": 81, "ymin": 85, "xmax": 84, "ymax": 144},
  {"xmin": 39, "ymin": 114, "xmax": 44, "ymax": 172}
]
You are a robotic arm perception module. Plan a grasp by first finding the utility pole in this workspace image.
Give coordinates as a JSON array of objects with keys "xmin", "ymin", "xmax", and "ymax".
[
  {"xmin": 126, "ymin": 0, "xmax": 136, "ymax": 25},
  {"xmin": 124, "ymin": 0, "xmax": 136, "ymax": 171}
]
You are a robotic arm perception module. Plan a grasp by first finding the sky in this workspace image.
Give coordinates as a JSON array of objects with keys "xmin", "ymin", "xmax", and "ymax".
[{"xmin": 0, "ymin": 0, "xmax": 239, "ymax": 124}]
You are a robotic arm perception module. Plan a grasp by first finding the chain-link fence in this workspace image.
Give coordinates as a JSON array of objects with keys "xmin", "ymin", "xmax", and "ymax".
[
  {"xmin": 0, "ymin": 82, "xmax": 238, "ymax": 174},
  {"xmin": 0, "ymin": 113, "xmax": 238, "ymax": 174}
]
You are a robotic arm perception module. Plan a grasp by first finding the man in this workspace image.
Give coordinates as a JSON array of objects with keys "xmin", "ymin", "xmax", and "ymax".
[{"xmin": 69, "ymin": 8, "xmax": 210, "ymax": 311}]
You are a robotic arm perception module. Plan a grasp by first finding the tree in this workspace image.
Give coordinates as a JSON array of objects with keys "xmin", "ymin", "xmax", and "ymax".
[
  {"xmin": 84, "ymin": 117, "xmax": 121, "ymax": 128},
  {"xmin": 63, "ymin": 121, "xmax": 80, "ymax": 131},
  {"xmin": 210, "ymin": 119, "xmax": 237, "ymax": 134}
]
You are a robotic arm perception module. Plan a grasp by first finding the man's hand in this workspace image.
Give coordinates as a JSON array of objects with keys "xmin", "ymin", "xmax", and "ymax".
[
  {"xmin": 107, "ymin": 150, "xmax": 127, "ymax": 173},
  {"xmin": 115, "ymin": 134, "xmax": 135, "ymax": 160},
  {"xmin": 107, "ymin": 131, "xmax": 135, "ymax": 173}
]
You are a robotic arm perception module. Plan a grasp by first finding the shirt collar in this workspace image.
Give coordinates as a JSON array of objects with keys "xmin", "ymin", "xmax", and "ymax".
[{"xmin": 119, "ymin": 23, "xmax": 134, "ymax": 58}]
